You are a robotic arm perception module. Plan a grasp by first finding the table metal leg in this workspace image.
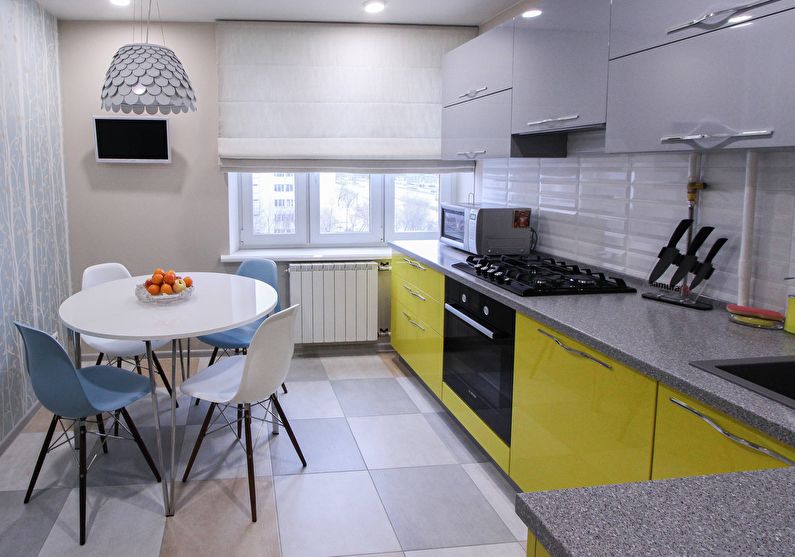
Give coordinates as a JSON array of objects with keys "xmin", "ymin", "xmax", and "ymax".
[
  {"xmin": 72, "ymin": 330, "xmax": 82, "ymax": 451},
  {"xmin": 186, "ymin": 338, "xmax": 191, "ymax": 379},
  {"xmin": 145, "ymin": 340, "xmax": 171, "ymax": 516},
  {"xmin": 178, "ymin": 339, "xmax": 186, "ymax": 382},
  {"xmin": 169, "ymin": 340, "xmax": 178, "ymax": 513}
]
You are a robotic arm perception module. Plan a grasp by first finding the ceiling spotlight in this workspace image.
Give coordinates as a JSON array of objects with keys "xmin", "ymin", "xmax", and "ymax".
[
  {"xmin": 522, "ymin": 9, "xmax": 543, "ymax": 18},
  {"xmin": 110, "ymin": 0, "xmax": 131, "ymax": 6},
  {"xmin": 363, "ymin": 0, "xmax": 386, "ymax": 14}
]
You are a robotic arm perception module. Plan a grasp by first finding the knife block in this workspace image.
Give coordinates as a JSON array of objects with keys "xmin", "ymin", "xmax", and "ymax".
[{"xmin": 642, "ymin": 260, "xmax": 713, "ymax": 310}]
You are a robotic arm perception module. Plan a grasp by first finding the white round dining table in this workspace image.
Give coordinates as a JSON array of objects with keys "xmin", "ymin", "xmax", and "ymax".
[{"xmin": 58, "ymin": 272, "xmax": 278, "ymax": 516}]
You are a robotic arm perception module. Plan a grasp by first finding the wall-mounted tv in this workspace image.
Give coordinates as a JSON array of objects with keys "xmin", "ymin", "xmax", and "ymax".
[{"xmin": 94, "ymin": 116, "xmax": 170, "ymax": 163}]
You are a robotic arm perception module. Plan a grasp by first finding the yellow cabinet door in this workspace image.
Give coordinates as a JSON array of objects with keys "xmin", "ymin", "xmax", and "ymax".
[
  {"xmin": 394, "ymin": 278, "xmax": 443, "ymax": 335},
  {"xmin": 510, "ymin": 314, "xmax": 657, "ymax": 492},
  {"xmin": 392, "ymin": 251, "xmax": 444, "ymax": 302},
  {"xmin": 390, "ymin": 298, "xmax": 413, "ymax": 360},
  {"xmin": 391, "ymin": 300, "xmax": 443, "ymax": 398},
  {"xmin": 652, "ymin": 385, "xmax": 795, "ymax": 479}
]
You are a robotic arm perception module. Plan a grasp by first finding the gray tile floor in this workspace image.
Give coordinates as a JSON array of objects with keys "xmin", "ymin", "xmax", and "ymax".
[{"xmin": 0, "ymin": 352, "xmax": 528, "ymax": 557}]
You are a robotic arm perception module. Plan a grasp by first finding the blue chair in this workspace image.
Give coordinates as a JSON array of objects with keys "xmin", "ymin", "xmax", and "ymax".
[
  {"xmin": 15, "ymin": 323, "xmax": 161, "ymax": 546},
  {"xmin": 195, "ymin": 260, "xmax": 288, "ymax": 413}
]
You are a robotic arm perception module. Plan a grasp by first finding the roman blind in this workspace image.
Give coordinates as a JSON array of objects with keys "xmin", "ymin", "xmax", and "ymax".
[{"xmin": 216, "ymin": 21, "xmax": 476, "ymax": 164}]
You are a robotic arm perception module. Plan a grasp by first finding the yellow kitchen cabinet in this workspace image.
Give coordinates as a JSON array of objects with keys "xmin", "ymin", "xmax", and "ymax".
[
  {"xmin": 510, "ymin": 313, "xmax": 657, "ymax": 492},
  {"xmin": 652, "ymin": 385, "xmax": 795, "ymax": 479},
  {"xmin": 391, "ymin": 300, "xmax": 443, "ymax": 398},
  {"xmin": 392, "ymin": 251, "xmax": 444, "ymax": 302},
  {"xmin": 393, "ymin": 278, "xmax": 443, "ymax": 335}
]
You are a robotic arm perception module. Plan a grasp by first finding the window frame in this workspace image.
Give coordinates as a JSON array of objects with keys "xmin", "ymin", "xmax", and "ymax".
[
  {"xmin": 384, "ymin": 174, "xmax": 449, "ymax": 242},
  {"xmin": 238, "ymin": 172, "xmax": 309, "ymax": 248}
]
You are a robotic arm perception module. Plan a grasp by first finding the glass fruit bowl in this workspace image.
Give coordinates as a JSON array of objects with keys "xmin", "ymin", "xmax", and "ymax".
[{"xmin": 135, "ymin": 283, "xmax": 194, "ymax": 304}]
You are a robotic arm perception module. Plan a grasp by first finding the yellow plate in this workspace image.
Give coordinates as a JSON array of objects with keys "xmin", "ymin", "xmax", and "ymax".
[{"xmin": 729, "ymin": 313, "xmax": 783, "ymax": 329}]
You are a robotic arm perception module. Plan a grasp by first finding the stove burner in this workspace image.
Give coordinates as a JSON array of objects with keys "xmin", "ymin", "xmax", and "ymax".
[{"xmin": 454, "ymin": 254, "xmax": 636, "ymax": 297}]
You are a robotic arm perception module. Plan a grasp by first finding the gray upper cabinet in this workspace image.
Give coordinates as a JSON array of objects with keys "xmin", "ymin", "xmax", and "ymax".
[
  {"xmin": 610, "ymin": 0, "xmax": 795, "ymax": 59},
  {"xmin": 441, "ymin": 89, "xmax": 512, "ymax": 160},
  {"xmin": 511, "ymin": 0, "xmax": 610, "ymax": 135},
  {"xmin": 606, "ymin": 9, "xmax": 795, "ymax": 153},
  {"xmin": 441, "ymin": 21, "xmax": 514, "ymax": 108}
]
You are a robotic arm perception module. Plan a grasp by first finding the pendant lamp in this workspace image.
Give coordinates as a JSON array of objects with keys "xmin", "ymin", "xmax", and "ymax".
[{"xmin": 100, "ymin": 0, "xmax": 196, "ymax": 114}]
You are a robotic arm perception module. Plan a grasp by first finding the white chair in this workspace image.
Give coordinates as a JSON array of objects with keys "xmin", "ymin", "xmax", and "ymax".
[
  {"xmin": 81, "ymin": 263, "xmax": 176, "ymax": 401},
  {"xmin": 180, "ymin": 305, "xmax": 305, "ymax": 522}
]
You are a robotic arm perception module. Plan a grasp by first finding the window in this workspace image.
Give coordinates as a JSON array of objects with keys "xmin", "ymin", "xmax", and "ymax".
[{"xmin": 235, "ymin": 171, "xmax": 463, "ymax": 249}]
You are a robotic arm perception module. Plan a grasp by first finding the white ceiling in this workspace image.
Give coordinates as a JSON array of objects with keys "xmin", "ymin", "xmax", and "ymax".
[{"xmin": 37, "ymin": 0, "xmax": 521, "ymax": 27}]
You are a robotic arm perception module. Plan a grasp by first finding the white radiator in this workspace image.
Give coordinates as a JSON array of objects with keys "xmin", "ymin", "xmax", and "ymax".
[{"xmin": 288, "ymin": 262, "xmax": 379, "ymax": 343}]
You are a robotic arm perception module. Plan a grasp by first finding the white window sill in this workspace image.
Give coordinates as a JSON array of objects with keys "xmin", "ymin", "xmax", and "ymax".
[{"xmin": 221, "ymin": 247, "xmax": 394, "ymax": 263}]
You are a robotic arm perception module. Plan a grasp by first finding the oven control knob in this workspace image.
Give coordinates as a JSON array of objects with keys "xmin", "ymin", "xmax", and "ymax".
[
  {"xmin": 461, "ymin": 293, "xmax": 467, "ymax": 303},
  {"xmin": 483, "ymin": 305, "xmax": 490, "ymax": 316}
]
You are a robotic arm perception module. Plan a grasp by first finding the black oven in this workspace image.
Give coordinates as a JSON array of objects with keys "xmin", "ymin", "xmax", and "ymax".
[{"xmin": 442, "ymin": 277, "xmax": 515, "ymax": 444}]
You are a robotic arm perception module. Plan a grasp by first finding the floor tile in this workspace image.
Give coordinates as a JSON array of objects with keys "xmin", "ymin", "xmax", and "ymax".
[
  {"xmin": 87, "ymin": 426, "xmax": 184, "ymax": 487},
  {"xmin": 347, "ymin": 415, "xmax": 457, "ymax": 469},
  {"xmin": 274, "ymin": 471, "xmax": 401, "ymax": 557},
  {"xmin": 371, "ymin": 465, "xmax": 515, "ymax": 551},
  {"xmin": 0, "ymin": 431, "xmax": 77, "ymax": 491},
  {"xmin": 461, "ymin": 463, "xmax": 527, "ymax": 541},
  {"xmin": 348, "ymin": 553, "xmax": 405, "ymax": 557},
  {"xmin": 287, "ymin": 357, "xmax": 328, "ymax": 381},
  {"xmin": 321, "ymin": 355, "xmax": 393, "ymax": 380},
  {"xmin": 395, "ymin": 376, "xmax": 443, "ymax": 413},
  {"xmin": 269, "ymin": 418, "xmax": 365, "ymax": 476},
  {"xmin": 161, "ymin": 478, "xmax": 280, "ymax": 557},
  {"xmin": 405, "ymin": 543, "xmax": 525, "ymax": 556},
  {"xmin": 332, "ymin": 378, "xmax": 419, "ymax": 417},
  {"xmin": 38, "ymin": 483, "xmax": 166, "ymax": 556},
  {"xmin": 121, "ymin": 388, "xmax": 191, "ymax": 429},
  {"xmin": 424, "ymin": 413, "xmax": 489, "ymax": 464},
  {"xmin": 275, "ymin": 381, "xmax": 344, "ymax": 419},
  {"xmin": 178, "ymin": 421, "xmax": 272, "ymax": 481},
  {"xmin": 379, "ymin": 353, "xmax": 411, "ymax": 378},
  {"xmin": 0, "ymin": 488, "xmax": 70, "ymax": 557}
]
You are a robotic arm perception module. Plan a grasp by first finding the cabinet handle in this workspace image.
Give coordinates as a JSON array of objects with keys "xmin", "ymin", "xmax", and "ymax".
[
  {"xmin": 458, "ymin": 85, "xmax": 488, "ymax": 99},
  {"xmin": 660, "ymin": 129, "xmax": 773, "ymax": 143},
  {"xmin": 402, "ymin": 284, "xmax": 427, "ymax": 301},
  {"xmin": 537, "ymin": 329, "xmax": 612, "ymax": 369},
  {"xmin": 669, "ymin": 397, "xmax": 795, "ymax": 466},
  {"xmin": 668, "ymin": 0, "xmax": 781, "ymax": 33},
  {"xmin": 526, "ymin": 114, "xmax": 580, "ymax": 127},
  {"xmin": 455, "ymin": 150, "xmax": 487, "ymax": 159},
  {"xmin": 402, "ymin": 257, "xmax": 427, "ymax": 271},
  {"xmin": 402, "ymin": 312, "xmax": 426, "ymax": 332}
]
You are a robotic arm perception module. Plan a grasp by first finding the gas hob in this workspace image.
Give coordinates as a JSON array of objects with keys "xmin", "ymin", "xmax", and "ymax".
[{"xmin": 452, "ymin": 254, "xmax": 637, "ymax": 297}]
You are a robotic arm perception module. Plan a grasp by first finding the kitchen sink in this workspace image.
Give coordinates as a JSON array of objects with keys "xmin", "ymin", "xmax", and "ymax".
[{"xmin": 690, "ymin": 356, "xmax": 795, "ymax": 409}]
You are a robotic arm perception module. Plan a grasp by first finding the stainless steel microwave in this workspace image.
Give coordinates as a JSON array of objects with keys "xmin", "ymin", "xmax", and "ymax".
[{"xmin": 439, "ymin": 202, "xmax": 533, "ymax": 255}]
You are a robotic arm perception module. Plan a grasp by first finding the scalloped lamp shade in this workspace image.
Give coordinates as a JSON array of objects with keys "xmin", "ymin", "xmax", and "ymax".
[{"xmin": 100, "ymin": 43, "xmax": 196, "ymax": 114}]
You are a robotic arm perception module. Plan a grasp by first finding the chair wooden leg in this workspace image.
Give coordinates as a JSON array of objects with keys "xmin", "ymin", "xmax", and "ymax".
[
  {"xmin": 95, "ymin": 353, "xmax": 104, "ymax": 365},
  {"xmin": 119, "ymin": 407, "xmax": 161, "ymax": 482},
  {"xmin": 113, "ymin": 410, "xmax": 120, "ymax": 437},
  {"xmin": 134, "ymin": 356, "xmax": 143, "ymax": 375},
  {"xmin": 24, "ymin": 414, "xmax": 59, "ymax": 503},
  {"xmin": 116, "ymin": 357, "xmax": 122, "ymax": 368},
  {"xmin": 244, "ymin": 403, "xmax": 257, "ymax": 522},
  {"xmin": 78, "ymin": 419, "xmax": 87, "ymax": 545},
  {"xmin": 182, "ymin": 402, "xmax": 216, "ymax": 482},
  {"xmin": 237, "ymin": 404, "xmax": 243, "ymax": 439},
  {"xmin": 282, "ymin": 382, "xmax": 288, "ymax": 394},
  {"xmin": 95, "ymin": 414, "xmax": 108, "ymax": 454},
  {"xmin": 271, "ymin": 394, "xmax": 306, "ymax": 467},
  {"xmin": 151, "ymin": 352, "xmax": 178, "ymax": 408}
]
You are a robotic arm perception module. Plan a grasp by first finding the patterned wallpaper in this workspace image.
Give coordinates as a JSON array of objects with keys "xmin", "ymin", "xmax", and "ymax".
[
  {"xmin": 478, "ymin": 131, "xmax": 795, "ymax": 311},
  {"xmin": 0, "ymin": 0, "xmax": 70, "ymax": 443}
]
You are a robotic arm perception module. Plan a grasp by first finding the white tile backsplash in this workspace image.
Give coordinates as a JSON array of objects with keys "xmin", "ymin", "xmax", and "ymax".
[{"xmin": 476, "ymin": 132, "xmax": 795, "ymax": 310}]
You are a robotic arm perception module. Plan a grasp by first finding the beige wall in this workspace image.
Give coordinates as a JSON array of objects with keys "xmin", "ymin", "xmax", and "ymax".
[{"xmin": 59, "ymin": 21, "xmax": 229, "ymax": 290}]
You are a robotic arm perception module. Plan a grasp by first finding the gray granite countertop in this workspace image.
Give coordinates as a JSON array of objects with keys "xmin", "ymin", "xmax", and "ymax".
[
  {"xmin": 389, "ymin": 240, "xmax": 795, "ymax": 447},
  {"xmin": 515, "ymin": 468, "xmax": 795, "ymax": 556}
]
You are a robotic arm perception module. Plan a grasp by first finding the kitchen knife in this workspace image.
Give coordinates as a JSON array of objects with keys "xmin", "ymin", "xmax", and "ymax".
[
  {"xmin": 669, "ymin": 226, "xmax": 715, "ymax": 287},
  {"xmin": 688, "ymin": 237, "xmax": 727, "ymax": 290},
  {"xmin": 647, "ymin": 219, "xmax": 694, "ymax": 284}
]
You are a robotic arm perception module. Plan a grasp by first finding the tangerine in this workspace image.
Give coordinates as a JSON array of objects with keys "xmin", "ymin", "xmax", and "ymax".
[
  {"xmin": 161, "ymin": 283, "xmax": 174, "ymax": 295},
  {"xmin": 152, "ymin": 273, "xmax": 164, "ymax": 285},
  {"xmin": 147, "ymin": 284, "xmax": 161, "ymax": 296},
  {"xmin": 184, "ymin": 276, "xmax": 193, "ymax": 288},
  {"xmin": 164, "ymin": 271, "xmax": 176, "ymax": 285},
  {"xmin": 154, "ymin": 268, "xmax": 165, "ymax": 276}
]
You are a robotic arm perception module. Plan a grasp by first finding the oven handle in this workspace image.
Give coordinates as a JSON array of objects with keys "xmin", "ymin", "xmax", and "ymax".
[{"xmin": 445, "ymin": 303, "xmax": 496, "ymax": 339}]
